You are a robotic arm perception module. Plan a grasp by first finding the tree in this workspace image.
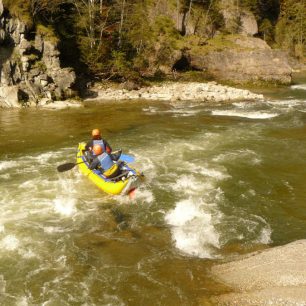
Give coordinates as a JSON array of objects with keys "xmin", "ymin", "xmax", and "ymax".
[
  {"xmin": 259, "ymin": 18, "xmax": 274, "ymax": 43},
  {"xmin": 276, "ymin": 0, "xmax": 306, "ymax": 58}
]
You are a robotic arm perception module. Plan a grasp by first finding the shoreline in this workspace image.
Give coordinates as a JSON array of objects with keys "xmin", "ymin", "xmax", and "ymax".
[
  {"xmin": 85, "ymin": 81, "xmax": 265, "ymax": 104},
  {"xmin": 0, "ymin": 81, "xmax": 265, "ymax": 109}
]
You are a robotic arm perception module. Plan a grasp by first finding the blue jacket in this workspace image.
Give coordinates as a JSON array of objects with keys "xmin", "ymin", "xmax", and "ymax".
[{"xmin": 89, "ymin": 152, "xmax": 114, "ymax": 172}]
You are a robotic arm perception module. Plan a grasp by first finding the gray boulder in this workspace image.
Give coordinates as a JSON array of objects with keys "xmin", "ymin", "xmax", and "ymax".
[
  {"xmin": 0, "ymin": 85, "xmax": 20, "ymax": 107},
  {"xmin": 240, "ymin": 10, "xmax": 258, "ymax": 36},
  {"xmin": 219, "ymin": 0, "xmax": 258, "ymax": 36},
  {"xmin": 34, "ymin": 34, "xmax": 44, "ymax": 53},
  {"xmin": 211, "ymin": 240, "xmax": 306, "ymax": 305},
  {"xmin": 42, "ymin": 40, "xmax": 61, "ymax": 70},
  {"xmin": 0, "ymin": 0, "xmax": 3, "ymax": 17},
  {"xmin": 0, "ymin": 29, "xmax": 5, "ymax": 43}
]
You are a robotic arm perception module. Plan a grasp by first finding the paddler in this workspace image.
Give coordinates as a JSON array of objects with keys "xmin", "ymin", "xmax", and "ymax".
[
  {"xmin": 89, "ymin": 144, "xmax": 120, "ymax": 178},
  {"xmin": 85, "ymin": 128, "xmax": 112, "ymax": 154}
]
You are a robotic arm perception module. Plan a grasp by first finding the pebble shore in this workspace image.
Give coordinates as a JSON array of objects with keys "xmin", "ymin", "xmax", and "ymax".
[{"xmin": 86, "ymin": 82, "xmax": 264, "ymax": 103}]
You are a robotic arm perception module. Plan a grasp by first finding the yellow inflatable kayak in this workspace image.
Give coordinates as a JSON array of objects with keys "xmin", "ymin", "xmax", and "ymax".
[{"xmin": 76, "ymin": 142, "xmax": 142, "ymax": 195}]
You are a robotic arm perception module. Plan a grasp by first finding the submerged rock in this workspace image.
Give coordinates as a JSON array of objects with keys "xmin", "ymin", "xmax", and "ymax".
[{"xmin": 210, "ymin": 240, "xmax": 306, "ymax": 305}]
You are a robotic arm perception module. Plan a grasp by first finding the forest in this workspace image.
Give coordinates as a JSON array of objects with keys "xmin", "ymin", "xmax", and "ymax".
[{"xmin": 3, "ymin": 0, "xmax": 306, "ymax": 81}]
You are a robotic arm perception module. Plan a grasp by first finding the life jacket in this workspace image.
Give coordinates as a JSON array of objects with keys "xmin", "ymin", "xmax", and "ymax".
[
  {"xmin": 97, "ymin": 152, "xmax": 119, "ymax": 178},
  {"xmin": 93, "ymin": 139, "xmax": 106, "ymax": 152}
]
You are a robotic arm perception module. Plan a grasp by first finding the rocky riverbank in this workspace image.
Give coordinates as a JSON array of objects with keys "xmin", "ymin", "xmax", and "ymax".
[
  {"xmin": 210, "ymin": 240, "xmax": 306, "ymax": 305},
  {"xmin": 86, "ymin": 81, "xmax": 264, "ymax": 103},
  {"xmin": 0, "ymin": 0, "xmax": 76, "ymax": 108}
]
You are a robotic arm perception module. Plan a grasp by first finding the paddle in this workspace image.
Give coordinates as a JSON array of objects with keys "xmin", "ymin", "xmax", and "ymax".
[
  {"xmin": 112, "ymin": 150, "xmax": 135, "ymax": 163},
  {"xmin": 120, "ymin": 154, "xmax": 135, "ymax": 163},
  {"xmin": 57, "ymin": 161, "xmax": 85, "ymax": 172}
]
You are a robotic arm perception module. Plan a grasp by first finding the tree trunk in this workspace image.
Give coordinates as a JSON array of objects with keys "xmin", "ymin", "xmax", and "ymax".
[{"xmin": 118, "ymin": 0, "xmax": 126, "ymax": 48}]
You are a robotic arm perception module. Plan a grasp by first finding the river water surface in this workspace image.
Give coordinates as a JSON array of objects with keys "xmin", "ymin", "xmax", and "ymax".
[{"xmin": 0, "ymin": 75, "xmax": 306, "ymax": 305}]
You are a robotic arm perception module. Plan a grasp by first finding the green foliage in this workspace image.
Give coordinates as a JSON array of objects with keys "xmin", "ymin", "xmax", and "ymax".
[
  {"xmin": 259, "ymin": 18, "xmax": 274, "ymax": 43},
  {"xmin": 36, "ymin": 24, "xmax": 59, "ymax": 43},
  {"xmin": 109, "ymin": 51, "xmax": 136, "ymax": 80},
  {"xmin": 4, "ymin": 0, "xmax": 304, "ymax": 81},
  {"xmin": 3, "ymin": 0, "xmax": 33, "ymax": 27},
  {"xmin": 32, "ymin": 60, "xmax": 47, "ymax": 72},
  {"xmin": 275, "ymin": 0, "xmax": 306, "ymax": 57}
]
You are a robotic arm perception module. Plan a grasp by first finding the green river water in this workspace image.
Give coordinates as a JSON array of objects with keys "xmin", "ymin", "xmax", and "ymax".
[{"xmin": 0, "ymin": 75, "xmax": 305, "ymax": 305}]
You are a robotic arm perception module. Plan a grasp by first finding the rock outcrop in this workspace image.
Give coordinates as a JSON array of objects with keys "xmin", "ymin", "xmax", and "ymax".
[
  {"xmin": 187, "ymin": 36, "xmax": 292, "ymax": 85},
  {"xmin": 0, "ymin": 2, "xmax": 76, "ymax": 108},
  {"xmin": 210, "ymin": 240, "xmax": 306, "ymax": 305},
  {"xmin": 219, "ymin": 0, "xmax": 258, "ymax": 36}
]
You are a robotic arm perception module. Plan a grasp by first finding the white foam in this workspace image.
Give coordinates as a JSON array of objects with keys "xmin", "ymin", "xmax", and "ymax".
[
  {"xmin": 198, "ymin": 166, "xmax": 231, "ymax": 180},
  {"xmin": 134, "ymin": 188, "xmax": 154, "ymax": 203},
  {"xmin": 266, "ymin": 99, "xmax": 306, "ymax": 111},
  {"xmin": 171, "ymin": 175, "xmax": 208, "ymax": 195},
  {"xmin": 213, "ymin": 149, "xmax": 261, "ymax": 165},
  {"xmin": 0, "ymin": 235, "xmax": 20, "ymax": 251},
  {"xmin": 19, "ymin": 180, "xmax": 38, "ymax": 190},
  {"xmin": 211, "ymin": 110, "xmax": 279, "ymax": 119},
  {"xmin": 291, "ymin": 84, "xmax": 306, "ymax": 90},
  {"xmin": 142, "ymin": 106, "xmax": 159, "ymax": 113},
  {"xmin": 232, "ymin": 102, "xmax": 252, "ymax": 108},
  {"xmin": 165, "ymin": 199, "xmax": 220, "ymax": 258},
  {"xmin": 117, "ymin": 186, "xmax": 154, "ymax": 205},
  {"xmin": 16, "ymin": 296, "xmax": 29, "ymax": 306},
  {"xmin": 43, "ymin": 226, "xmax": 65, "ymax": 234},
  {"xmin": 257, "ymin": 226, "xmax": 272, "ymax": 244},
  {"xmin": 0, "ymin": 161, "xmax": 16, "ymax": 172},
  {"xmin": 53, "ymin": 197, "xmax": 77, "ymax": 217},
  {"xmin": 18, "ymin": 248, "xmax": 36, "ymax": 259},
  {"xmin": 252, "ymin": 215, "xmax": 273, "ymax": 244}
]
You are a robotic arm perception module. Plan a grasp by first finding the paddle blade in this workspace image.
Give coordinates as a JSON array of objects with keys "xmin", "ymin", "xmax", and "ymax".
[
  {"xmin": 120, "ymin": 154, "xmax": 135, "ymax": 163},
  {"xmin": 57, "ymin": 163, "xmax": 76, "ymax": 172}
]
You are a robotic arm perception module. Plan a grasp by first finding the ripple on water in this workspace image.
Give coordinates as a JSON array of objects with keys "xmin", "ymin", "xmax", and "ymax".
[
  {"xmin": 291, "ymin": 84, "xmax": 306, "ymax": 90},
  {"xmin": 211, "ymin": 110, "xmax": 279, "ymax": 119}
]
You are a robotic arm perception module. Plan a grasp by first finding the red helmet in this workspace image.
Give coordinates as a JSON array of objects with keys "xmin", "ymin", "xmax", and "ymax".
[{"xmin": 93, "ymin": 144, "xmax": 103, "ymax": 155}]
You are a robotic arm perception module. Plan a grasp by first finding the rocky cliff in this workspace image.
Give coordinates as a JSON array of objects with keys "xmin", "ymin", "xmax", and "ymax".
[
  {"xmin": 184, "ymin": 35, "xmax": 292, "ymax": 85},
  {"xmin": 0, "ymin": 0, "xmax": 76, "ymax": 108}
]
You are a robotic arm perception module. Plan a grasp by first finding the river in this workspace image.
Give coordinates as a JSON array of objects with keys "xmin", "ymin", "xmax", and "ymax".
[{"xmin": 0, "ymin": 75, "xmax": 305, "ymax": 305}]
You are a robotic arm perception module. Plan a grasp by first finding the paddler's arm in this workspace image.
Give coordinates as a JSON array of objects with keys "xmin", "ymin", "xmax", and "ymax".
[
  {"xmin": 89, "ymin": 158, "xmax": 100, "ymax": 170},
  {"xmin": 104, "ymin": 140, "xmax": 112, "ymax": 153},
  {"xmin": 85, "ymin": 140, "xmax": 93, "ymax": 151}
]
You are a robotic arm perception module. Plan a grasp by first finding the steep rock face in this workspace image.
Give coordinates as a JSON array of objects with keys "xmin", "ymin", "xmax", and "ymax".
[
  {"xmin": 187, "ymin": 36, "xmax": 292, "ymax": 84},
  {"xmin": 0, "ymin": 0, "xmax": 3, "ymax": 17},
  {"xmin": 0, "ymin": 3, "xmax": 76, "ymax": 108},
  {"xmin": 219, "ymin": 0, "xmax": 258, "ymax": 36}
]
